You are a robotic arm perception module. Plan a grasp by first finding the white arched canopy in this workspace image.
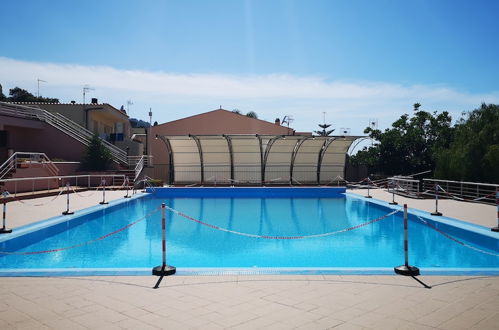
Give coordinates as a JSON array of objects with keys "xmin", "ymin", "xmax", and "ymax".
[{"xmin": 161, "ymin": 135, "xmax": 361, "ymax": 185}]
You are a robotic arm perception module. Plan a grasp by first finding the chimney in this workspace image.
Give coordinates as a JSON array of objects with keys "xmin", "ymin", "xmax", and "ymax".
[
  {"xmin": 91, "ymin": 98, "xmax": 98, "ymax": 104},
  {"xmin": 275, "ymin": 118, "xmax": 281, "ymax": 125}
]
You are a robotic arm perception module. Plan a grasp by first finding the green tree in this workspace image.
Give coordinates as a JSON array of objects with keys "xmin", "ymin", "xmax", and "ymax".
[
  {"xmin": 434, "ymin": 103, "xmax": 499, "ymax": 183},
  {"xmin": 246, "ymin": 111, "xmax": 258, "ymax": 119},
  {"xmin": 351, "ymin": 104, "xmax": 453, "ymax": 176},
  {"xmin": 81, "ymin": 135, "xmax": 113, "ymax": 171},
  {"xmin": 314, "ymin": 123, "xmax": 334, "ymax": 136},
  {"xmin": 0, "ymin": 84, "xmax": 6, "ymax": 101},
  {"xmin": 8, "ymin": 86, "xmax": 59, "ymax": 103}
]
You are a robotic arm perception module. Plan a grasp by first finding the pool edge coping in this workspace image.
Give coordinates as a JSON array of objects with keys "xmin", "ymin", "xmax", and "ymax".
[{"xmin": 1, "ymin": 267, "xmax": 498, "ymax": 277}]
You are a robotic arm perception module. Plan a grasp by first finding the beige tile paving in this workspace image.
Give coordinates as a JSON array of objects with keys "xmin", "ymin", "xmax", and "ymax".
[{"xmin": 0, "ymin": 275, "xmax": 498, "ymax": 329}]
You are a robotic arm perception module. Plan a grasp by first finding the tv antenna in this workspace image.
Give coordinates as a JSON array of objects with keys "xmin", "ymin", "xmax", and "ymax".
[
  {"xmin": 37, "ymin": 79, "xmax": 47, "ymax": 98},
  {"xmin": 282, "ymin": 115, "xmax": 294, "ymax": 127},
  {"xmin": 83, "ymin": 85, "xmax": 95, "ymax": 104},
  {"xmin": 127, "ymin": 100, "xmax": 134, "ymax": 117}
]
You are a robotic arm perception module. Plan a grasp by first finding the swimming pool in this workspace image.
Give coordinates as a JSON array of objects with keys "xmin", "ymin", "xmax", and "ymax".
[{"xmin": 0, "ymin": 187, "xmax": 498, "ymax": 276}]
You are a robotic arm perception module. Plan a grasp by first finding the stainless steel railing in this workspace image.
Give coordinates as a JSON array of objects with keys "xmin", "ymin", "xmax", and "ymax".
[{"xmin": 0, "ymin": 152, "xmax": 59, "ymax": 180}]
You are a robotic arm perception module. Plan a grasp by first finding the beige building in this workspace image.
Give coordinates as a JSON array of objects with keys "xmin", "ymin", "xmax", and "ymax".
[{"xmin": 7, "ymin": 101, "xmax": 141, "ymax": 156}]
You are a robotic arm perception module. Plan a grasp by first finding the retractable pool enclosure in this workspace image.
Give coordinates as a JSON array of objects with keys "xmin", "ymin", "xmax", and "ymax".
[{"xmin": 156, "ymin": 135, "xmax": 362, "ymax": 185}]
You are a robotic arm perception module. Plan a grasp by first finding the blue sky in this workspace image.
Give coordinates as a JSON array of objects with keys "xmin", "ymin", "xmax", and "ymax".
[{"xmin": 1, "ymin": 0, "xmax": 498, "ymax": 138}]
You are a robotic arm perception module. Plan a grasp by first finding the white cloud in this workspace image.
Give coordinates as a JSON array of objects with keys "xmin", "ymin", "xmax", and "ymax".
[{"xmin": 1, "ymin": 56, "xmax": 498, "ymax": 134}]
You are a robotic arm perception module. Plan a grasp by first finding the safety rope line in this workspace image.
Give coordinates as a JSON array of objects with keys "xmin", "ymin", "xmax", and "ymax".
[
  {"xmin": 0, "ymin": 207, "xmax": 162, "ymax": 255},
  {"xmin": 165, "ymin": 205, "xmax": 402, "ymax": 239},
  {"xmin": 3, "ymin": 189, "xmax": 64, "ymax": 207},
  {"xmin": 70, "ymin": 184, "xmax": 103, "ymax": 198},
  {"xmin": 414, "ymin": 215, "xmax": 499, "ymax": 257},
  {"xmin": 435, "ymin": 185, "xmax": 496, "ymax": 203}
]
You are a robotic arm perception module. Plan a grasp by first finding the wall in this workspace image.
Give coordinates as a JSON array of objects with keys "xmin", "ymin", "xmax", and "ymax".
[
  {"xmin": 53, "ymin": 162, "xmax": 80, "ymax": 176},
  {"xmin": 3, "ymin": 167, "xmax": 59, "ymax": 193},
  {"xmin": 3, "ymin": 118, "xmax": 87, "ymax": 162}
]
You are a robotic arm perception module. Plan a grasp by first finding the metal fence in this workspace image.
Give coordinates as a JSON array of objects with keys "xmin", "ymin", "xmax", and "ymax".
[
  {"xmin": 422, "ymin": 178, "xmax": 498, "ymax": 205},
  {"xmin": 0, "ymin": 174, "xmax": 126, "ymax": 197}
]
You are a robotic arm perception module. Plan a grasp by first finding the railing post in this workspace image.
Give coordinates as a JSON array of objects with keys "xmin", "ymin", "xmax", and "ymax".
[
  {"xmin": 394, "ymin": 204, "xmax": 419, "ymax": 276},
  {"xmin": 492, "ymin": 191, "xmax": 499, "ymax": 232},
  {"xmin": 99, "ymin": 179, "xmax": 108, "ymax": 205},
  {"xmin": 153, "ymin": 203, "xmax": 176, "ymax": 288},
  {"xmin": 1, "ymin": 192, "xmax": 12, "ymax": 234},
  {"xmin": 62, "ymin": 183, "xmax": 74, "ymax": 215},
  {"xmin": 431, "ymin": 184, "xmax": 442, "ymax": 216}
]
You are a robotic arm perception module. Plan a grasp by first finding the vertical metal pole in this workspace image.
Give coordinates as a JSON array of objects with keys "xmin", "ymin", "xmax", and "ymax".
[
  {"xmin": 153, "ymin": 203, "xmax": 176, "ymax": 288},
  {"xmin": 394, "ymin": 204, "xmax": 419, "ymax": 276},
  {"xmin": 1, "ymin": 192, "xmax": 12, "ymax": 234},
  {"xmin": 492, "ymin": 191, "xmax": 499, "ymax": 232},
  {"xmin": 100, "ymin": 179, "xmax": 108, "ymax": 205},
  {"xmin": 403, "ymin": 204, "xmax": 409, "ymax": 266},
  {"xmin": 365, "ymin": 176, "xmax": 372, "ymax": 198},
  {"xmin": 161, "ymin": 203, "xmax": 166, "ymax": 268},
  {"xmin": 431, "ymin": 184, "xmax": 442, "ymax": 216},
  {"xmin": 389, "ymin": 180, "xmax": 398, "ymax": 205},
  {"xmin": 62, "ymin": 183, "xmax": 74, "ymax": 215},
  {"xmin": 124, "ymin": 177, "xmax": 131, "ymax": 198}
]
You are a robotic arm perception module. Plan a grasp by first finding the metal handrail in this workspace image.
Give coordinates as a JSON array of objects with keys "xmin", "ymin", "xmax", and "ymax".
[
  {"xmin": 388, "ymin": 176, "xmax": 421, "ymax": 197},
  {"xmin": 0, "ymin": 174, "xmax": 125, "ymax": 183},
  {"xmin": 422, "ymin": 178, "xmax": 498, "ymax": 204},
  {"xmin": 423, "ymin": 178, "xmax": 498, "ymax": 188},
  {"xmin": 0, "ymin": 174, "xmax": 127, "ymax": 197},
  {"xmin": 134, "ymin": 155, "xmax": 152, "ymax": 182},
  {"xmin": 0, "ymin": 152, "xmax": 59, "ymax": 180},
  {"xmin": 0, "ymin": 102, "xmax": 128, "ymax": 165}
]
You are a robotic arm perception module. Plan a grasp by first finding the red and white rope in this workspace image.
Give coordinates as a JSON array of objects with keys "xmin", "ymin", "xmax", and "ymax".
[
  {"xmin": 0, "ymin": 207, "xmax": 161, "ymax": 255},
  {"xmin": 436, "ymin": 185, "xmax": 496, "ymax": 203},
  {"xmin": 7, "ymin": 189, "xmax": 64, "ymax": 207},
  {"xmin": 415, "ymin": 214, "xmax": 499, "ymax": 257},
  {"xmin": 165, "ymin": 205, "xmax": 401, "ymax": 240}
]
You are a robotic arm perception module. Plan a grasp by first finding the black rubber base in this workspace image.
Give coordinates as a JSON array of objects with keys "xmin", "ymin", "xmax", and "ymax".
[
  {"xmin": 124, "ymin": 195, "xmax": 131, "ymax": 198},
  {"xmin": 431, "ymin": 212, "xmax": 443, "ymax": 216},
  {"xmin": 99, "ymin": 201, "xmax": 109, "ymax": 205},
  {"xmin": 365, "ymin": 195, "xmax": 372, "ymax": 198},
  {"xmin": 389, "ymin": 202, "xmax": 398, "ymax": 205},
  {"xmin": 62, "ymin": 211, "xmax": 74, "ymax": 215},
  {"xmin": 394, "ymin": 265, "xmax": 420, "ymax": 276},
  {"xmin": 492, "ymin": 227, "xmax": 499, "ymax": 232},
  {"xmin": 0, "ymin": 227, "xmax": 12, "ymax": 234},
  {"xmin": 152, "ymin": 265, "xmax": 176, "ymax": 276}
]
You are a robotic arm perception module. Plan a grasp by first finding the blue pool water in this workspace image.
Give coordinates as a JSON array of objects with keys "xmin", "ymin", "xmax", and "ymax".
[{"xmin": 0, "ymin": 188, "xmax": 498, "ymax": 274}]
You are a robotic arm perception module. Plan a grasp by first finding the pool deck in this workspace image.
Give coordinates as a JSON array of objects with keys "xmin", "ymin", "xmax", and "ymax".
[{"xmin": 0, "ymin": 188, "xmax": 498, "ymax": 329}]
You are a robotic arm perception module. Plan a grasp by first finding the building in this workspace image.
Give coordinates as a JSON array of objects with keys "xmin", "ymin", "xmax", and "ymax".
[
  {"xmin": 0, "ymin": 101, "xmax": 141, "ymax": 176},
  {"xmin": 9, "ymin": 100, "xmax": 140, "ymax": 155},
  {"xmin": 149, "ymin": 108, "xmax": 360, "ymax": 185}
]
